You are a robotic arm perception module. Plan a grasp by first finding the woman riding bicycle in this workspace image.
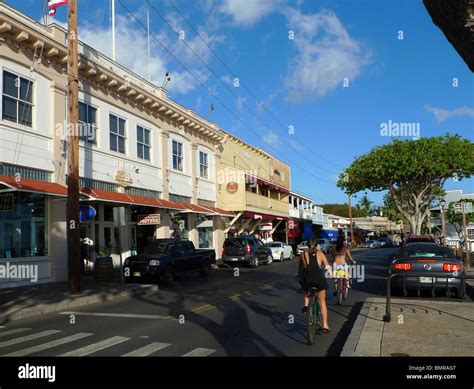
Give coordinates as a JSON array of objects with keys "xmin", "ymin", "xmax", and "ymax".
[
  {"xmin": 330, "ymin": 235, "xmax": 357, "ymax": 292},
  {"xmin": 299, "ymin": 239, "xmax": 332, "ymax": 333}
]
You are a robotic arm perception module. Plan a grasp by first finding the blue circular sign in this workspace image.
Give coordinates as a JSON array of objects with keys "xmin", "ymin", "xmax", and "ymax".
[{"xmin": 80, "ymin": 205, "xmax": 96, "ymax": 222}]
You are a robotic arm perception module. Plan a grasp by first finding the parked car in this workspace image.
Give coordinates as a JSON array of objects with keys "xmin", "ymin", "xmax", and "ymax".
[
  {"xmin": 390, "ymin": 242, "xmax": 464, "ymax": 298},
  {"xmin": 368, "ymin": 240, "xmax": 381, "ymax": 249},
  {"xmin": 317, "ymin": 238, "xmax": 331, "ymax": 253},
  {"xmin": 222, "ymin": 235, "xmax": 273, "ymax": 268},
  {"xmin": 266, "ymin": 242, "xmax": 293, "ymax": 261},
  {"xmin": 123, "ymin": 239, "xmax": 216, "ymax": 284},
  {"xmin": 403, "ymin": 235, "xmax": 436, "ymax": 246},
  {"xmin": 296, "ymin": 241, "xmax": 309, "ymax": 255},
  {"xmin": 378, "ymin": 238, "xmax": 395, "ymax": 248}
]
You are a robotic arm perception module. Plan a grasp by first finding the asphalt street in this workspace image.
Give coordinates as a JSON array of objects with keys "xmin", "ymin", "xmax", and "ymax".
[{"xmin": 0, "ymin": 248, "xmax": 471, "ymax": 357}]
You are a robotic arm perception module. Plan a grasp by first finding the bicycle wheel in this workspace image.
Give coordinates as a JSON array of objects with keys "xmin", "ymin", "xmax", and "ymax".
[
  {"xmin": 306, "ymin": 297, "xmax": 316, "ymax": 345},
  {"xmin": 336, "ymin": 280, "xmax": 343, "ymax": 305},
  {"xmin": 343, "ymin": 278, "xmax": 349, "ymax": 300},
  {"xmin": 314, "ymin": 299, "xmax": 323, "ymax": 331}
]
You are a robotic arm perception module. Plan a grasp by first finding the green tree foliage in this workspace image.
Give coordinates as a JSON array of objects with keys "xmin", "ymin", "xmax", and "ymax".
[
  {"xmin": 320, "ymin": 203, "xmax": 367, "ymax": 218},
  {"xmin": 446, "ymin": 199, "xmax": 474, "ymax": 240},
  {"xmin": 337, "ymin": 135, "xmax": 474, "ymax": 234}
]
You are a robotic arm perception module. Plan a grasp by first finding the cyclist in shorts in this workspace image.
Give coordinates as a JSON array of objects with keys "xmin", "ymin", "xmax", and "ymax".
[{"xmin": 330, "ymin": 235, "xmax": 357, "ymax": 294}]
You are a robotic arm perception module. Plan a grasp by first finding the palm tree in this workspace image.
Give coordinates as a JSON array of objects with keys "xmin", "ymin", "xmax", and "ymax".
[{"xmin": 357, "ymin": 194, "xmax": 373, "ymax": 215}]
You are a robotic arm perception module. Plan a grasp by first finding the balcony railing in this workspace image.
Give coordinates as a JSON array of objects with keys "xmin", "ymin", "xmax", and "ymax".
[{"xmin": 246, "ymin": 192, "xmax": 287, "ymax": 214}]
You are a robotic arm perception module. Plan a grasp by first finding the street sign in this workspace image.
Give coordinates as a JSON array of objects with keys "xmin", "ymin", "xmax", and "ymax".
[
  {"xmin": 138, "ymin": 214, "xmax": 161, "ymax": 225},
  {"xmin": 454, "ymin": 203, "xmax": 463, "ymax": 214}
]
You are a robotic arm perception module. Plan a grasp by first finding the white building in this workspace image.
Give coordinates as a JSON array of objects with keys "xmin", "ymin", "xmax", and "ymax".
[{"xmin": 0, "ymin": 3, "xmax": 233, "ymax": 288}]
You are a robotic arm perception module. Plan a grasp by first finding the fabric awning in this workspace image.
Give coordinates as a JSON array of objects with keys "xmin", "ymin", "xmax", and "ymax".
[
  {"xmin": 244, "ymin": 174, "xmax": 290, "ymax": 194},
  {"xmin": 0, "ymin": 176, "xmax": 67, "ymax": 197},
  {"xmin": 243, "ymin": 211, "xmax": 288, "ymax": 221}
]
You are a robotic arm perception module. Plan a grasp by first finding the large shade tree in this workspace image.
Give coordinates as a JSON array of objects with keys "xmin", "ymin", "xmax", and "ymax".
[{"xmin": 337, "ymin": 135, "xmax": 474, "ymax": 235}]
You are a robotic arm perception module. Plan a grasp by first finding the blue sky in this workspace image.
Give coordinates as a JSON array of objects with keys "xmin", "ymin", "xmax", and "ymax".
[{"xmin": 15, "ymin": 0, "xmax": 474, "ymax": 206}]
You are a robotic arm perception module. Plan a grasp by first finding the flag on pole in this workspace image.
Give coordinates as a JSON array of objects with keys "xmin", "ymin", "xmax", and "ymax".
[{"xmin": 48, "ymin": 0, "xmax": 68, "ymax": 17}]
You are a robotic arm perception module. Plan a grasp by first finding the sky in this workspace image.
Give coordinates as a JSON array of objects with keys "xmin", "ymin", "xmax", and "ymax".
[{"xmin": 13, "ymin": 0, "xmax": 474, "ymax": 206}]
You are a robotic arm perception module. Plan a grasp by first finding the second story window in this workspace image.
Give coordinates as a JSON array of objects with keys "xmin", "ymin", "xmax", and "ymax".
[
  {"xmin": 172, "ymin": 139, "xmax": 183, "ymax": 171},
  {"xmin": 199, "ymin": 151, "xmax": 208, "ymax": 178},
  {"xmin": 79, "ymin": 102, "xmax": 97, "ymax": 143},
  {"xmin": 109, "ymin": 114, "xmax": 126, "ymax": 154},
  {"xmin": 2, "ymin": 70, "xmax": 33, "ymax": 127},
  {"xmin": 137, "ymin": 126, "xmax": 151, "ymax": 161}
]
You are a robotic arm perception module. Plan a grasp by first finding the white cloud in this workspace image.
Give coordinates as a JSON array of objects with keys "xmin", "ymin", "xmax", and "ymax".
[
  {"xmin": 425, "ymin": 105, "xmax": 474, "ymax": 123},
  {"xmin": 284, "ymin": 9, "xmax": 371, "ymax": 102},
  {"xmin": 262, "ymin": 131, "xmax": 280, "ymax": 147},
  {"xmin": 74, "ymin": 13, "xmax": 220, "ymax": 95},
  {"xmin": 218, "ymin": 0, "xmax": 286, "ymax": 26}
]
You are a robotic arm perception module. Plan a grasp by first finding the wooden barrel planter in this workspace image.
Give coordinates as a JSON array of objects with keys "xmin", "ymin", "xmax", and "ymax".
[{"xmin": 94, "ymin": 256, "xmax": 114, "ymax": 282}]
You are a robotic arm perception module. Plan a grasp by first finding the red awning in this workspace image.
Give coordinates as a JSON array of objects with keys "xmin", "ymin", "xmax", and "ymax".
[
  {"xmin": 243, "ymin": 211, "xmax": 288, "ymax": 221},
  {"xmin": 245, "ymin": 174, "xmax": 289, "ymax": 194},
  {"xmin": 0, "ymin": 176, "xmax": 67, "ymax": 197},
  {"xmin": 201, "ymin": 205, "xmax": 235, "ymax": 217},
  {"xmin": 80, "ymin": 188, "xmax": 186, "ymax": 210}
]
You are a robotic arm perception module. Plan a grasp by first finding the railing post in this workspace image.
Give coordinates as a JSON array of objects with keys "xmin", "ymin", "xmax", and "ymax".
[{"xmin": 384, "ymin": 269, "xmax": 392, "ymax": 322}]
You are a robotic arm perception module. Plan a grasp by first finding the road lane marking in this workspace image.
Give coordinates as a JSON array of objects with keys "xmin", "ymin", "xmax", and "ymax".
[
  {"xmin": 186, "ymin": 277, "xmax": 292, "ymax": 317},
  {"xmin": 59, "ymin": 336, "xmax": 129, "ymax": 356},
  {"xmin": 59, "ymin": 312, "xmax": 171, "ymax": 320},
  {"xmin": 122, "ymin": 342, "xmax": 171, "ymax": 357},
  {"xmin": 0, "ymin": 328, "xmax": 31, "ymax": 338},
  {"xmin": 182, "ymin": 348, "xmax": 216, "ymax": 357},
  {"xmin": 4, "ymin": 333, "xmax": 93, "ymax": 356},
  {"xmin": 0, "ymin": 330, "xmax": 60, "ymax": 348}
]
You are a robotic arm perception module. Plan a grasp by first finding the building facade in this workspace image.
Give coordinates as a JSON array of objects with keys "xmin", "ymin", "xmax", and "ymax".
[
  {"xmin": 217, "ymin": 132, "xmax": 290, "ymax": 243},
  {"xmin": 0, "ymin": 3, "xmax": 234, "ymax": 288}
]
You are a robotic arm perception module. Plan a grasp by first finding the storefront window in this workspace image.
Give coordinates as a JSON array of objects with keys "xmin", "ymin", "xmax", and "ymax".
[
  {"xmin": 170, "ymin": 214, "xmax": 189, "ymax": 239},
  {"xmin": 103, "ymin": 205, "xmax": 114, "ymax": 222},
  {"xmin": 0, "ymin": 192, "xmax": 48, "ymax": 258},
  {"xmin": 197, "ymin": 217, "xmax": 213, "ymax": 248}
]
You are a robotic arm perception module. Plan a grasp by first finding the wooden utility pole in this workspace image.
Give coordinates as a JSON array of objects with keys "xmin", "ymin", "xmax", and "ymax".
[
  {"xmin": 67, "ymin": 0, "xmax": 81, "ymax": 295},
  {"xmin": 348, "ymin": 193, "xmax": 355, "ymax": 245},
  {"xmin": 461, "ymin": 201, "xmax": 471, "ymax": 270}
]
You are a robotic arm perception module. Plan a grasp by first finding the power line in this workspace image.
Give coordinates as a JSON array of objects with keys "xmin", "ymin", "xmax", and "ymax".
[
  {"xmin": 145, "ymin": 0, "xmax": 339, "ymax": 175},
  {"xmin": 117, "ymin": 0, "xmax": 337, "ymax": 187},
  {"xmin": 165, "ymin": 0, "xmax": 344, "ymax": 172}
]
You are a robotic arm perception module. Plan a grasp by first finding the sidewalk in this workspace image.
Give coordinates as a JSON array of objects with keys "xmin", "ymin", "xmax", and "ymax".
[
  {"xmin": 0, "ymin": 273, "xmax": 158, "ymax": 325},
  {"xmin": 341, "ymin": 296, "xmax": 474, "ymax": 356}
]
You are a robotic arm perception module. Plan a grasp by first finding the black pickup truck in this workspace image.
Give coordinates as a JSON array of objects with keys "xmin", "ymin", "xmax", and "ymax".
[{"xmin": 123, "ymin": 239, "xmax": 216, "ymax": 284}]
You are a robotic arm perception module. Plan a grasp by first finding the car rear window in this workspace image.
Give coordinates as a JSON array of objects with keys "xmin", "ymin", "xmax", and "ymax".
[
  {"xmin": 269, "ymin": 243, "xmax": 282, "ymax": 247},
  {"xmin": 224, "ymin": 238, "xmax": 247, "ymax": 247},
  {"xmin": 402, "ymin": 244, "xmax": 452, "ymax": 258},
  {"xmin": 318, "ymin": 240, "xmax": 326, "ymax": 244}
]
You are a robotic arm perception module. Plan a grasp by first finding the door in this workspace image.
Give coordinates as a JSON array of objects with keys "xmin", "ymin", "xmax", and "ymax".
[
  {"xmin": 171, "ymin": 242, "xmax": 191, "ymax": 273},
  {"xmin": 255, "ymin": 239, "xmax": 267, "ymax": 261}
]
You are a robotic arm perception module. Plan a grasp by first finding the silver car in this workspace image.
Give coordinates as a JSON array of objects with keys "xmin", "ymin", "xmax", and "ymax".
[
  {"xmin": 296, "ymin": 241, "xmax": 309, "ymax": 255},
  {"xmin": 368, "ymin": 240, "xmax": 381, "ymax": 249},
  {"xmin": 317, "ymin": 238, "xmax": 331, "ymax": 253}
]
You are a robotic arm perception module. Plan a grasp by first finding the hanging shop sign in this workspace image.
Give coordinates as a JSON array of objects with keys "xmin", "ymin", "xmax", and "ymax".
[
  {"xmin": 138, "ymin": 214, "xmax": 161, "ymax": 225},
  {"xmin": 227, "ymin": 182, "xmax": 238, "ymax": 193}
]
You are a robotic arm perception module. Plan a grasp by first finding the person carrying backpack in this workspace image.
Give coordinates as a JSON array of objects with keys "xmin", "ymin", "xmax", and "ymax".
[{"xmin": 299, "ymin": 239, "xmax": 332, "ymax": 333}]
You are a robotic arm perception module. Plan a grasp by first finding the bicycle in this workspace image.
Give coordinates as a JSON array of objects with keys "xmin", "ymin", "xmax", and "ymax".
[
  {"xmin": 305, "ymin": 287, "xmax": 323, "ymax": 345},
  {"xmin": 334, "ymin": 276, "xmax": 349, "ymax": 305}
]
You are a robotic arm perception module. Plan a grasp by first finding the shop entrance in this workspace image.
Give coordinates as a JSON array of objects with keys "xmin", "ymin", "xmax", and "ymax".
[{"xmin": 137, "ymin": 225, "xmax": 155, "ymax": 253}]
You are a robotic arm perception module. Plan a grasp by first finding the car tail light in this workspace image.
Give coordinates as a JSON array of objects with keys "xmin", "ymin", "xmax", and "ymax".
[
  {"xmin": 245, "ymin": 246, "xmax": 251, "ymax": 254},
  {"xmin": 395, "ymin": 263, "xmax": 412, "ymax": 271},
  {"xmin": 443, "ymin": 263, "xmax": 461, "ymax": 272}
]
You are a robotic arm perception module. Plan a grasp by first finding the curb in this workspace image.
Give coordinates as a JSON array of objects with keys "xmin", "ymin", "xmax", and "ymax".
[
  {"xmin": 340, "ymin": 297, "xmax": 385, "ymax": 356},
  {"xmin": 0, "ymin": 284, "xmax": 158, "ymax": 324}
]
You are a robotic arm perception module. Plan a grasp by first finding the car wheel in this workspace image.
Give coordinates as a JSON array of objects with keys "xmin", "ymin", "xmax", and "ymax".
[
  {"xmin": 200, "ymin": 260, "xmax": 212, "ymax": 277},
  {"xmin": 266, "ymin": 255, "xmax": 273, "ymax": 265},
  {"xmin": 280, "ymin": 253, "xmax": 284, "ymax": 262},
  {"xmin": 251, "ymin": 256, "xmax": 259, "ymax": 268},
  {"xmin": 160, "ymin": 265, "xmax": 175, "ymax": 284}
]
